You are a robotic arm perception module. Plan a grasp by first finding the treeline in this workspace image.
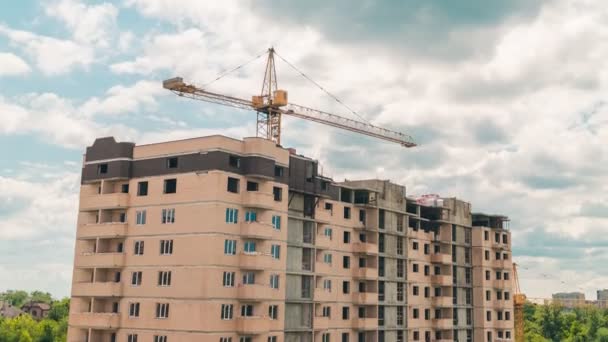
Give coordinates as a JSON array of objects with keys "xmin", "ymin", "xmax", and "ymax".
[
  {"xmin": 525, "ymin": 302, "xmax": 608, "ymax": 341},
  {"xmin": 0, "ymin": 290, "xmax": 69, "ymax": 342}
]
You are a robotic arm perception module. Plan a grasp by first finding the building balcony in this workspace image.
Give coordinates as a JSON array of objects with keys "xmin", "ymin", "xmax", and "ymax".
[
  {"xmin": 432, "ymin": 318, "xmax": 453, "ymax": 330},
  {"xmin": 352, "ymin": 292, "xmax": 379, "ymax": 305},
  {"xmin": 237, "ymin": 284, "xmax": 279, "ymax": 301},
  {"xmin": 432, "ymin": 296, "xmax": 453, "ymax": 307},
  {"xmin": 76, "ymin": 253, "xmax": 125, "ymax": 268},
  {"xmin": 242, "ymin": 192, "xmax": 275, "ymax": 210},
  {"xmin": 431, "ymin": 253, "xmax": 452, "ymax": 264},
  {"xmin": 240, "ymin": 222, "xmax": 275, "ymax": 240},
  {"xmin": 235, "ymin": 316, "xmax": 271, "ymax": 334},
  {"xmin": 352, "ymin": 242, "xmax": 378, "ymax": 255},
  {"xmin": 315, "ymin": 262, "xmax": 333, "ymax": 274},
  {"xmin": 80, "ymin": 193, "xmax": 129, "ymax": 211},
  {"xmin": 314, "ymin": 288, "xmax": 334, "ymax": 302},
  {"xmin": 315, "ymin": 235, "xmax": 332, "ymax": 249},
  {"xmin": 239, "ymin": 253, "xmax": 277, "ymax": 270},
  {"xmin": 353, "ymin": 318, "xmax": 377, "ymax": 330},
  {"xmin": 315, "ymin": 208, "xmax": 333, "ymax": 223},
  {"xmin": 491, "ymin": 259, "xmax": 512, "ymax": 269},
  {"xmin": 352, "ymin": 267, "xmax": 378, "ymax": 279},
  {"xmin": 76, "ymin": 223, "xmax": 127, "ymax": 239},
  {"xmin": 71, "ymin": 282, "xmax": 121, "ymax": 297},
  {"xmin": 493, "ymin": 320, "xmax": 514, "ymax": 329},
  {"xmin": 314, "ymin": 316, "xmax": 331, "ymax": 330},
  {"xmin": 431, "ymin": 275, "xmax": 452, "ymax": 286},
  {"xmin": 492, "ymin": 279, "xmax": 512, "ymax": 289},
  {"xmin": 69, "ymin": 312, "xmax": 120, "ymax": 329}
]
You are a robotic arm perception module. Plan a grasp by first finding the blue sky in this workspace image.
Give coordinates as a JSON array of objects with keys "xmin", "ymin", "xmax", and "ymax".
[{"xmin": 1, "ymin": 0, "xmax": 607, "ymax": 300}]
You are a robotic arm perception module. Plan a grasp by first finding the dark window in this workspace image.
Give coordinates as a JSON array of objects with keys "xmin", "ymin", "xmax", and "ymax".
[
  {"xmin": 344, "ymin": 207, "xmax": 351, "ymax": 219},
  {"xmin": 121, "ymin": 184, "xmax": 129, "ymax": 193},
  {"xmin": 484, "ymin": 230, "xmax": 489, "ymax": 240},
  {"xmin": 424, "ymin": 265, "xmax": 430, "ymax": 276},
  {"xmin": 97, "ymin": 164, "xmax": 108, "ymax": 174},
  {"xmin": 246, "ymin": 181, "xmax": 259, "ymax": 191},
  {"xmin": 273, "ymin": 187, "xmax": 282, "ymax": 201},
  {"xmin": 424, "ymin": 287, "xmax": 430, "ymax": 298},
  {"xmin": 359, "ymin": 209, "xmax": 366, "ymax": 223},
  {"xmin": 321, "ymin": 181, "xmax": 329, "ymax": 191},
  {"xmin": 274, "ymin": 166, "xmax": 284, "ymax": 177},
  {"xmin": 343, "ymin": 256, "xmax": 350, "ymax": 269},
  {"xmin": 503, "ymin": 234, "xmax": 508, "ymax": 244},
  {"xmin": 343, "ymin": 231, "xmax": 351, "ymax": 243},
  {"xmin": 119, "ymin": 213, "xmax": 126, "ymax": 223},
  {"xmin": 424, "ymin": 244, "xmax": 430, "ymax": 255},
  {"xmin": 378, "ymin": 209, "xmax": 385, "ymax": 229},
  {"xmin": 413, "ymin": 286, "xmax": 419, "ymax": 296},
  {"xmin": 413, "ymin": 309, "xmax": 419, "ymax": 319},
  {"xmin": 325, "ymin": 202, "xmax": 333, "ymax": 210},
  {"xmin": 137, "ymin": 181, "xmax": 148, "ymax": 196},
  {"xmin": 413, "ymin": 264, "xmax": 419, "ymax": 273},
  {"xmin": 342, "ymin": 333, "xmax": 350, "ymax": 342},
  {"xmin": 112, "ymin": 302, "xmax": 119, "ymax": 313},
  {"xmin": 342, "ymin": 281, "xmax": 350, "ymax": 294},
  {"xmin": 163, "ymin": 179, "xmax": 177, "ymax": 194},
  {"xmin": 413, "ymin": 331, "xmax": 419, "ymax": 341},
  {"xmin": 166, "ymin": 157, "xmax": 178, "ymax": 169},
  {"xmin": 413, "ymin": 241, "xmax": 419, "ymax": 250},
  {"xmin": 114, "ymin": 271, "xmax": 121, "ymax": 282},
  {"xmin": 229, "ymin": 155, "xmax": 240, "ymax": 168},
  {"xmin": 227, "ymin": 177, "xmax": 239, "ymax": 193},
  {"xmin": 342, "ymin": 307, "xmax": 349, "ymax": 319}
]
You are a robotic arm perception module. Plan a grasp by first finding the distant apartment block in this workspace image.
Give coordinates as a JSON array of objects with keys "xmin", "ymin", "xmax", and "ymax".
[
  {"xmin": 597, "ymin": 290, "xmax": 608, "ymax": 309},
  {"xmin": 552, "ymin": 292, "xmax": 586, "ymax": 308},
  {"xmin": 67, "ymin": 135, "xmax": 514, "ymax": 342}
]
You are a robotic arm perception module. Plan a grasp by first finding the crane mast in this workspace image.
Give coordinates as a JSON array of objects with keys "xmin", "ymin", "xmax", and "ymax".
[
  {"xmin": 163, "ymin": 48, "xmax": 416, "ymax": 147},
  {"xmin": 513, "ymin": 263, "xmax": 526, "ymax": 342}
]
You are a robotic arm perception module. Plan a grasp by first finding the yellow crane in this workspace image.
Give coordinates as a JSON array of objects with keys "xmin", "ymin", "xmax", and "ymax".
[
  {"xmin": 163, "ymin": 48, "xmax": 416, "ymax": 147},
  {"xmin": 513, "ymin": 262, "xmax": 526, "ymax": 342}
]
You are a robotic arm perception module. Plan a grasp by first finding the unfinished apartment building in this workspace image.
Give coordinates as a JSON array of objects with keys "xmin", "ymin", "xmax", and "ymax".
[{"xmin": 68, "ymin": 135, "xmax": 513, "ymax": 342}]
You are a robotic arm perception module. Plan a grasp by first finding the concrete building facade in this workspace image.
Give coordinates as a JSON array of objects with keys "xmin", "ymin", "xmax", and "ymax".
[{"xmin": 67, "ymin": 135, "xmax": 514, "ymax": 342}]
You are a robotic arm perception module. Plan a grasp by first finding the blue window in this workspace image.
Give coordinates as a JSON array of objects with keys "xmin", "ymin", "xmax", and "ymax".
[
  {"xmin": 226, "ymin": 208, "xmax": 239, "ymax": 223},
  {"xmin": 245, "ymin": 211, "xmax": 257, "ymax": 222},
  {"xmin": 272, "ymin": 215, "xmax": 281, "ymax": 230},
  {"xmin": 271, "ymin": 244, "xmax": 281, "ymax": 259},
  {"xmin": 224, "ymin": 240, "xmax": 237, "ymax": 255},
  {"xmin": 244, "ymin": 241, "xmax": 256, "ymax": 253}
]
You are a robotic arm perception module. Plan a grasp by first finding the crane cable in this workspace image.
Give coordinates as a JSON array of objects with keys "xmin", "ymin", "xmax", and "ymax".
[
  {"xmin": 199, "ymin": 49, "xmax": 268, "ymax": 89},
  {"xmin": 273, "ymin": 51, "xmax": 372, "ymax": 124}
]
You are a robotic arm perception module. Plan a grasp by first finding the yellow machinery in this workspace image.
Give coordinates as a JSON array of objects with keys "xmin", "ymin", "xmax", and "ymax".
[
  {"xmin": 163, "ymin": 48, "xmax": 416, "ymax": 147},
  {"xmin": 513, "ymin": 263, "xmax": 526, "ymax": 342}
]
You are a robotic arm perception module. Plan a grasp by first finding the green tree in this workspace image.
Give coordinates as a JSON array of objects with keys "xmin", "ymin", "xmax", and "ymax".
[
  {"xmin": 596, "ymin": 327, "xmax": 608, "ymax": 342},
  {"xmin": 0, "ymin": 290, "xmax": 29, "ymax": 308},
  {"xmin": 28, "ymin": 291, "xmax": 52, "ymax": 304},
  {"xmin": 48, "ymin": 298, "xmax": 70, "ymax": 321}
]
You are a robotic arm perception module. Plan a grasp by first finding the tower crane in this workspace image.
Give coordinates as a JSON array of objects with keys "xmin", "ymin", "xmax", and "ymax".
[
  {"xmin": 513, "ymin": 263, "xmax": 526, "ymax": 342},
  {"xmin": 163, "ymin": 48, "xmax": 416, "ymax": 147}
]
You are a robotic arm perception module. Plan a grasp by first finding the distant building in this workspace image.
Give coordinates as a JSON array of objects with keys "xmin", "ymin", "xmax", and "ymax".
[
  {"xmin": 21, "ymin": 302, "xmax": 51, "ymax": 320},
  {"xmin": 598, "ymin": 289, "xmax": 608, "ymax": 308},
  {"xmin": 0, "ymin": 301, "xmax": 23, "ymax": 318},
  {"xmin": 552, "ymin": 292, "xmax": 585, "ymax": 308}
]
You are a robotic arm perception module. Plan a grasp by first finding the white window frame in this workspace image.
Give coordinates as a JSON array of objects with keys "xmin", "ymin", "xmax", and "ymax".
[
  {"xmin": 136, "ymin": 210, "xmax": 146, "ymax": 225},
  {"xmin": 134, "ymin": 241, "xmax": 144, "ymax": 255},
  {"xmin": 271, "ymin": 215, "xmax": 281, "ymax": 230},
  {"xmin": 158, "ymin": 271, "xmax": 171, "ymax": 287},
  {"xmin": 244, "ymin": 241, "xmax": 256, "ymax": 254},
  {"xmin": 221, "ymin": 304, "xmax": 233, "ymax": 320},
  {"xmin": 270, "ymin": 274, "xmax": 280, "ymax": 289},
  {"xmin": 271, "ymin": 244, "xmax": 280, "ymax": 259},
  {"xmin": 156, "ymin": 303, "xmax": 170, "ymax": 319},
  {"xmin": 160, "ymin": 240, "xmax": 173, "ymax": 255},
  {"xmin": 223, "ymin": 271, "xmax": 235, "ymax": 287},
  {"xmin": 161, "ymin": 208, "xmax": 175, "ymax": 224},
  {"xmin": 226, "ymin": 208, "xmax": 239, "ymax": 223},
  {"xmin": 225, "ymin": 240, "xmax": 237, "ymax": 255}
]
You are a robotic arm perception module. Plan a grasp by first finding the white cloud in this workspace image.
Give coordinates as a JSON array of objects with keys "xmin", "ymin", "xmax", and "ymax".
[
  {"xmin": 80, "ymin": 80, "xmax": 167, "ymax": 117},
  {"xmin": 45, "ymin": 0, "xmax": 118, "ymax": 48},
  {"xmin": 0, "ymin": 52, "xmax": 31, "ymax": 76},
  {"xmin": 0, "ymin": 25, "xmax": 94, "ymax": 75}
]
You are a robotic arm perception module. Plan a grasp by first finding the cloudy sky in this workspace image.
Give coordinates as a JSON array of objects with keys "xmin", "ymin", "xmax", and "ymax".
[{"xmin": 1, "ymin": 0, "xmax": 607, "ymax": 300}]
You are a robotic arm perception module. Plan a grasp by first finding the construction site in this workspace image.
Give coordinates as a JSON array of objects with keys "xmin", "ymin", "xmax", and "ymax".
[{"xmin": 66, "ymin": 48, "xmax": 525, "ymax": 342}]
